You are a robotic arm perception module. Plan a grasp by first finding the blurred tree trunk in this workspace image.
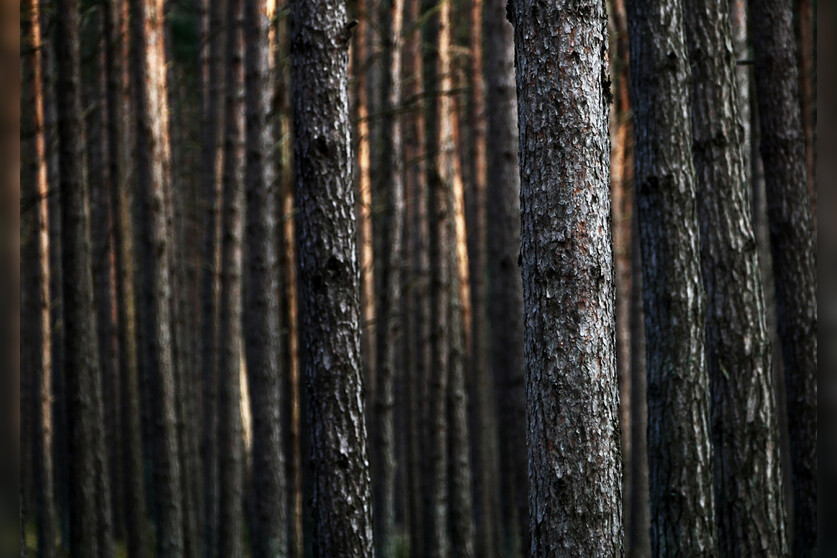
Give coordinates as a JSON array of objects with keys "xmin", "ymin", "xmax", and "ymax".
[
  {"xmin": 216, "ymin": 0, "xmax": 245, "ymax": 553},
  {"xmin": 510, "ymin": 0, "xmax": 623, "ymax": 553},
  {"xmin": 244, "ymin": 0, "xmax": 287, "ymax": 555},
  {"xmin": 130, "ymin": 0, "xmax": 185, "ymax": 554},
  {"xmin": 373, "ymin": 0, "xmax": 405, "ymax": 555},
  {"xmin": 484, "ymin": 0, "xmax": 525, "ymax": 552},
  {"xmin": 683, "ymin": 0, "xmax": 789, "ymax": 554},
  {"xmin": 750, "ymin": 0, "xmax": 818, "ymax": 553},
  {"xmin": 290, "ymin": 0, "xmax": 375, "ymax": 554},
  {"xmin": 796, "ymin": 0, "xmax": 815, "ymax": 223},
  {"xmin": 627, "ymin": 0, "xmax": 718, "ymax": 553}
]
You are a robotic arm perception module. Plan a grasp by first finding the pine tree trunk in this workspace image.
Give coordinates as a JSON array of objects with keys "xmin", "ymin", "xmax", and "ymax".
[
  {"xmin": 22, "ymin": 0, "xmax": 58, "ymax": 552},
  {"xmin": 244, "ymin": 0, "xmax": 287, "ymax": 555},
  {"xmin": 509, "ymin": 0, "xmax": 623, "ymax": 554},
  {"xmin": 373, "ymin": 0, "xmax": 405, "ymax": 555},
  {"xmin": 130, "ymin": 0, "xmax": 185, "ymax": 554},
  {"xmin": 750, "ymin": 0, "xmax": 818, "ymax": 553},
  {"xmin": 683, "ymin": 0, "xmax": 790, "ymax": 554},
  {"xmin": 291, "ymin": 0, "xmax": 375, "ymax": 555},
  {"xmin": 626, "ymin": 0, "xmax": 717, "ymax": 553},
  {"xmin": 484, "ymin": 0, "xmax": 525, "ymax": 552},
  {"xmin": 217, "ymin": 0, "xmax": 245, "ymax": 553}
]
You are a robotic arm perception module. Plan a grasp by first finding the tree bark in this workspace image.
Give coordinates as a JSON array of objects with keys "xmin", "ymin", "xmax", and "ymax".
[
  {"xmin": 244, "ymin": 0, "xmax": 287, "ymax": 555},
  {"xmin": 290, "ymin": 0, "xmax": 375, "ymax": 554},
  {"xmin": 750, "ymin": 0, "xmax": 818, "ymax": 554},
  {"xmin": 22, "ymin": 0, "xmax": 58, "ymax": 552},
  {"xmin": 483, "ymin": 0, "xmax": 525, "ymax": 552},
  {"xmin": 129, "ymin": 0, "xmax": 185, "ymax": 554},
  {"xmin": 683, "ymin": 0, "xmax": 790, "ymax": 554},
  {"xmin": 510, "ymin": 0, "xmax": 623, "ymax": 555},
  {"xmin": 373, "ymin": 0, "xmax": 405, "ymax": 555},
  {"xmin": 626, "ymin": 0, "xmax": 717, "ymax": 553},
  {"xmin": 217, "ymin": 0, "xmax": 245, "ymax": 553}
]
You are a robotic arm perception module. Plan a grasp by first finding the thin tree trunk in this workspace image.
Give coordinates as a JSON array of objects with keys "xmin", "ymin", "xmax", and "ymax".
[
  {"xmin": 484, "ymin": 0, "xmax": 525, "ymax": 552},
  {"xmin": 373, "ymin": 0, "xmax": 405, "ymax": 555},
  {"xmin": 130, "ymin": 0, "xmax": 185, "ymax": 554},
  {"xmin": 291, "ymin": 0, "xmax": 375, "ymax": 555},
  {"xmin": 683, "ymin": 0, "xmax": 790, "ymax": 554},
  {"xmin": 750, "ymin": 0, "xmax": 818, "ymax": 553},
  {"xmin": 216, "ymin": 0, "xmax": 245, "ymax": 553},
  {"xmin": 797, "ymin": 0, "xmax": 815, "ymax": 223},
  {"xmin": 244, "ymin": 0, "xmax": 287, "ymax": 555},
  {"xmin": 626, "ymin": 0, "xmax": 717, "ymax": 553},
  {"xmin": 509, "ymin": 0, "xmax": 623, "ymax": 554},
  {"xmin": 23, "ymin": 0, "xmax": 58, "ymax": 552}
]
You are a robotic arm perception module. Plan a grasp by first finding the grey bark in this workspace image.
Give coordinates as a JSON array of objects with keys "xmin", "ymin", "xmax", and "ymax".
[
  {"xmin": 217, "ymin": 0, "xmax": 245, "ymax": 553},
  {"xmin": 483, "ymin": 0, "xmax": 525, "ymax": 553},
  {"xmin": 244, "ymin": 0, "xmax": 287, "ymax": 555},
  {"xmin": 626, "ymin": 0, "xmax": 717, "ymax": 553},
  {"xmin": 129, "ymin": 0, "xmax": 185, "ymax": 554},
  {"xmin": 509, "ymin": 0, "xmax": 623, "ymax": 554},
  {"xmin": 373, "ymin": 0, "xmax": 405, "ymax": 555},
  {"xmin": 290, "ymin": 0, "xmax": 375, "ymax": 554},
  {"xmin": 683, "ymin": 0, "xmax": 789, "ymax": 554},
  {"xmin": 749, "ymin": 0, "xmax": 818, "ymax": 554}
]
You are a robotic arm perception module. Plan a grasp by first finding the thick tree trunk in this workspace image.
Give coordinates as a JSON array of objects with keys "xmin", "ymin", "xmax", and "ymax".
[
  {"xmin": 626, "ymin": 0, "xmax": 717, "ymax": 553},
  {"xmin": 373, "ymin": 0, "xmax": 405, "ymax": 555},
  {"xmin": 291, "ymin": 0, "xmax": 375, "ymax": 554},
  {"xmin": 217, "ymin": 0, "xmax": 245, "ymax": 553},
  {"xmin": 22, "ymin": 0, "xmax": 58, "ymax": 552},
  {"xmin": 244, "ymin": 0, "xmax": 287, "ymax": 555},
  {"xmin": 129, "ymin": 0, "xmax": 185, "ymax": 554},
  {"xmin": 750, "ymin": 0, "xmax": 818, "ymax": 554},
  {"xmin": 483, "ymin": 0, "xmax": 525, "ymax": 552},
  {"xmin": 683, "ymin": 0, "xmax": 790, "ymax": 554},
  {"xmin": 54, "ymin": 0, "xmax": 114, "ymax": 553},
  {"xmin": 510, "ymin": 0, "xmax": 623, "ymax": 554}
]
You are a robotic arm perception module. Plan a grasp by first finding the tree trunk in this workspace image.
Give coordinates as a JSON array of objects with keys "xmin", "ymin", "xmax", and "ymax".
[
  {"xmin": 750, "ymin": 0, "xmax": 818, "ymax": 553},
  {"xmin": 509, "ymin": 0, "xmax": 623, "ymax": 554},
  {"xmin": 129, "ymin": 0, "xmax": 185, "ymax": 554},
  {"xmin": 22, "ymin": 0, "xmax": 58, "ymax": 552},
  {"xmin": 683, "ymin": 0, "xmax": 790, "ymax": 554},
  {"xmin": 796, "ymin": 0, "xmax": 815, "ymax": 223},
  {"xmin": 217, "ymin": 0, "xmax": 245, "ymax": 553},
  {"xmin": 244, "ymin": 0, "xmax": 287, "ymax": 555},
  {"xmin": 373, "ymin": 0, "xmax": 405, "ymax": 555},
  {"xmin": 291, "ymin": 0, "xmax": 375, "ymax": 555},
  {"xmin": 626, "ymin": 0, "xmax": 717, "ymax": 553},
  {"xmin": 483, "ymin": 0, "xmax": 525, "ymax": 552}
]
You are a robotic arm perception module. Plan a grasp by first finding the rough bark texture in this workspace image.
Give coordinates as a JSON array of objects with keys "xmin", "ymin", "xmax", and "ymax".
[
  {"xmin": 54, "ymin": 0, "xmax": 111, "ymax": 553},
  {"xmin": 373, "ymin": 0, "xmax": 405, "ymax": 555},
  {"xmin": 23, "ymin": 0, "xmax": 58, "ymax": 552},
  {"xmin": 509, "ymin": 0, "xmax": 623, "ymax": 555},
  {"xmin": 750, "ymin": 0, "xmax": 818, "ymax": 554},
  {"xmin": 626, "ymin": 0, "xmax": 717, "ymax": 553},
  {"xmin": 796, "ymin": 0, "xmax": 815, "ymax": 221},
  {"xmin": 683, "ymin": 0, "xmax": 790, "ymax": 554},
  {"xmin": 244, "ymin": 0, "xmax": 287, "ymax": 555},
  {"xmin": 290, "ymin": 0, "xmax": 375, "ymax": 554},
  {"xmin": 129, "ymin": 0, "xmax": 185, "ymax": 554},
  {"xmin": 483, "ymin": 0, "xmax": 525, "ymax": 552},
  {"xmin": 217, "ymin": 0, "xmax": 245, "ymax": 553}
]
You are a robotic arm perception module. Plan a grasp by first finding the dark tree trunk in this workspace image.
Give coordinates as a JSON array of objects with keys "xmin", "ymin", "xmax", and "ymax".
[
  {"xmin": 130, "ymin": 0, "xmax": 185, "ymax": 554},
  {"xmin": 683, "ymin": 0, "xmax": 790, "ymax": 554},
  {"xmin": 290, "ymin": 0, "xmax": 375, "ymax": 553},
  {"xmin": 22, "ymin": 0, "xmax": 58, "ymax": 552},
  {"xmin": 373, "ymin": 0, "xmax": 405, "ymax": 555},
  {"xmin": 626, "ymin": 0, "xmax": 717, "ymax": 553},
  {"xmin": 483, "ymin": 0, "xmax": 525, "ymax": 552},
  {"xmin": 750, "ymin": 0, "xmax": 818, "ymax": 553},
  {"xmin": 217, "ymin": 0, "xmax": 245, "ymax": 553},
  {"xmin": 244, "ymin": 0, "xmax": 287, "ymax": 555},
  {"xmin": 54, "ymin": 0, "xmax": 114, "ymax": 553},
  {"xmin": 509, "ymin": 0, "xmax": 623, "ymax": 554}
]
